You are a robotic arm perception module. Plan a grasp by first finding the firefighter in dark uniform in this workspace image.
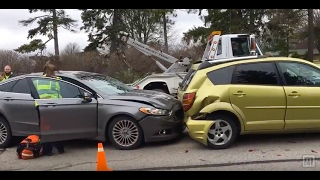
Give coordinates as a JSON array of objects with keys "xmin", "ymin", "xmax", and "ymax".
[{"xmin": 34, "ymin": 62, "xmax": 64, "ymax": 156}]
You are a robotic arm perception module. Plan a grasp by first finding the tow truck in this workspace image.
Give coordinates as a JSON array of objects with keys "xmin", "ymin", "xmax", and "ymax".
[{"xmin": 117, "ymin": 31, "xmax": 264, "ymax": 97}]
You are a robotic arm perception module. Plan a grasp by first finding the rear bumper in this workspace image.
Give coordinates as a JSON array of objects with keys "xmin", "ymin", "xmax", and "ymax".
[
  {"xmin": 185, "ymin": 117, "xmax": 215, "ymax": 146},
  {"xmin": 139, "ymin": 109, "xmax": 184, "ymax": 143}
]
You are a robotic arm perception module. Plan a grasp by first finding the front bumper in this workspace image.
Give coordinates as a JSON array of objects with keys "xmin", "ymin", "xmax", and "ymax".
[
  {"xmin": 139, "ymin": 106, "xmax": 184, "ymax": 143},
  {"xmin": 185, "ymin": 116, "xmax": 215, "ymax": 146}
]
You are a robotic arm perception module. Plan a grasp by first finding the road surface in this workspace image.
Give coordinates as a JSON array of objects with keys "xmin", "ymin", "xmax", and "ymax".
[{"xmin": 1, "ymin": 132, "xmax": 320, "ymax": 171}]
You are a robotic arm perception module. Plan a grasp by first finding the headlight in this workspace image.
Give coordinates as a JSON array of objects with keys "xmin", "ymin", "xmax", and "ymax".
[{"xmin": 139, "ymin": 107, "xmax": 171, "ymax": 116}]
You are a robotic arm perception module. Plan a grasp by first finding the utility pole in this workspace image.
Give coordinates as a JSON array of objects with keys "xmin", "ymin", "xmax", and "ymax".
[{"xmin": 308, "ymin": 9, "xmax": 314, "ymax": 62}]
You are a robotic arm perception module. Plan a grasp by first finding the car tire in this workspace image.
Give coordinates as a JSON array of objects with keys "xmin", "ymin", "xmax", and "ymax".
[
  {"xmin": 108, "ymin": 116, "xmax": 143, "ymax": 150},
  {"xmin": 206, "ymin": 114, "xmax": 238, "ymax": 150},
  {"xmin": 0, "ymin": 117, "xmax": 12, "ymax": 149}
]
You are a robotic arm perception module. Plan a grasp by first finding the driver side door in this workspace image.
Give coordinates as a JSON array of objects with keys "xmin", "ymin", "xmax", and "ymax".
[
  {"xmin": 27, "ymin": 77, "xmax": 98, "ymax": 143},
  {"xmin": 276, "ymin": 61, "xmax": 320, "ymax": 129}
]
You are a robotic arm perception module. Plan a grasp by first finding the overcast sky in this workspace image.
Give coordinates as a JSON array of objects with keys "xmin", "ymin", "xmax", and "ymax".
[{"xmin": 0, "ymin": 9, "xmax": 205, "ymax": 54}]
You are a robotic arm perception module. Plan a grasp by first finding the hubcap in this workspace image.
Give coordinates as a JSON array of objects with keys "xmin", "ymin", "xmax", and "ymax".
[
  {"xmin": 0, "ymin": 122, "xmax": 7, "ymax": 145},
  {"xmin": 112, "ymin": 120, "xmax": 139, "ymax": 147},
  {"xmin": 208, "ymin": 120, "xmax": 232, "ymax": 146}
]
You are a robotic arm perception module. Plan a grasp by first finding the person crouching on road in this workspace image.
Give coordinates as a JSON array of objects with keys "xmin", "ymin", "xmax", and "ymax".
[
  {"xmin": 0, "ymin": 72, "xmax": 5, "ymax": 82},
  {"xmin": 38, "ymin": 61, "xmax": 65, "ymax": 156}
]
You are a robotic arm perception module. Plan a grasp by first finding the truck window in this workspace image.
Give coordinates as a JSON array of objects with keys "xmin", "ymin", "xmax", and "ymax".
[
  {"xmin": 217, "ymin": 40, "xmax": 222, "ymax": 55},
  {"xmin": 231, "ymin": 38, "xmax": 250, "ymax": 57}
]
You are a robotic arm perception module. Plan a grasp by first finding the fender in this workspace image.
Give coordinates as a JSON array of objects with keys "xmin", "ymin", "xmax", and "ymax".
[{"xmin": 199, "ymin": 102, "xmax": 245, "ymax": 131}]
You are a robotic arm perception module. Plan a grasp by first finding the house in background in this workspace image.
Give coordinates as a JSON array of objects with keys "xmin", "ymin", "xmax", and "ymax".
[
  {"xmin": 289, "ymin": 40, "xmax": 320, "ymax": 60},
  {"xmin": 266, "ymin": 40, "xmax": 320, "ymax": 60}
]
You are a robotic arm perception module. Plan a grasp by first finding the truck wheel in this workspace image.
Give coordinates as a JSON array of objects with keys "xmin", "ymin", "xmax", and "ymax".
[
  {"xmin": 0, "ymin": 117, "xmax": 12, "ymax": 149},
  {"xmin": 152, "ymin": 89, "xmax": 166, "ymax": 93},
  {"xmin": 108, "ymin": 116, "xmax": 143, "ymax": 150}
]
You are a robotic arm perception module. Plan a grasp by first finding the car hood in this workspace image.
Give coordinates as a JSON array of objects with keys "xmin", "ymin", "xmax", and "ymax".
[{"xmin": 108, "ymin": 90, "xmax": 178, "ymax": 110}]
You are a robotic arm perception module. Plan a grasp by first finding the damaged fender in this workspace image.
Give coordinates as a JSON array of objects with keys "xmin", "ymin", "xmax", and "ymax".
[
  {"xmin": 186, "ymin": 117, "xmax": 215, "ymax": 146},
  {"xmin": 199, "ymin": 102, "xmax": 245, "ymax": 133}
]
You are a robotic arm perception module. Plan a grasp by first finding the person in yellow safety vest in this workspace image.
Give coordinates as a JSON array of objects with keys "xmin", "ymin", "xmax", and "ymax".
[
  {"xmin": 33, "ymin": 75, "xmax": 62, "ymax": 99},
  {"xmin": 3, "ymin": 65, "xmax": 14, "ymax": 80},
  {"xmin": 34, "ymin": 61, "xmax": 65, "ymax": 156},
  {"xmin": 0, "ymin": 72, "xmax": 5, "ymax": 82}
]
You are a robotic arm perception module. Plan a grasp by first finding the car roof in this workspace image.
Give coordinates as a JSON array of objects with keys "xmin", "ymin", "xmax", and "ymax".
[
  {"xmin": 2, "ymin": 71, "xmax": 105, "ymax": 83},
  {"xmin": 26, "ymin": 71, "xmax": 100, "ymax": 78},
  {"xmin": 197, "ymin": 56, "xmax": 313, "ymax": 71}
]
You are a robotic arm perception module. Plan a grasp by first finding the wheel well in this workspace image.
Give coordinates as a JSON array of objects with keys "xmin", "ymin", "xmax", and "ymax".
[
  {"xmin": 143, "ymin": 82, "xmax": 169, "ymax": 94},
  {"xmin": 0, "ymin": 113, "xmax": 9, "ymax": 124},
  {"xmin": 210, "ymin": 110, "xmax": 242, "ymax": 133},
  {"xmin": 104, "ymin": 114, "xmax": 143, "ymax": 141}
]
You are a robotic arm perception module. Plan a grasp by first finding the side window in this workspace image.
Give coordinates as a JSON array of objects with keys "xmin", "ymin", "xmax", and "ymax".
[
  {"xmin": 12, "ymin": 79, "xmax": 31, "ymax": 94},
  {"xmin": 278, "ymin": 62, "xmax": 320, "ymax": 86},
  {"xmin": 234, "ymin": 62, "xmax": 278, "ymax": 85},
  {"xmin": 31, "ymin": 78, "xmax": 83, "ymax": 99},
  {"xmin": 217, "ymin": 39, "xmax": 222, "ymax": 55},
  {"xmin": 207, "ymin": 66, "xmax": 235, "ymax": 85},
  {"xmin": 0, "ymin": 80, "xmax": 17, "ymax": 92}
]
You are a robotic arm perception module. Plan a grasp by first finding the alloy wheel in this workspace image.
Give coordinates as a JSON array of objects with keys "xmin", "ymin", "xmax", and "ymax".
[
  {"xmin": 0, "ymin": 122, "xmax": 7, "ymax": 145},
  {"xmin": 112, "ymin": 120, "xmax": 139, "ymax": 147},
  {"xmin": 207, "ymin": 120, "xmax": 232, "ymax": 146}
]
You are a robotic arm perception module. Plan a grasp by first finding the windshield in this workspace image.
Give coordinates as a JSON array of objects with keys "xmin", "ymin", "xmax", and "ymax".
[{"xmin": 81, "ymin": 75, "xmax": 133, "ymax": 95}]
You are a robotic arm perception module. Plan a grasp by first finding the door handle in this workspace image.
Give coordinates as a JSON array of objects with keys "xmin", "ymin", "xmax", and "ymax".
[
  {"xmin": 3, "ymin": 97, "xmax": 12, "ymax": 101},
  {"xmin": 42, "ymin": 103, "xmax": 57, "ymax": 107},
  {"xmin": 232, "ymin": 92, "xmax": 246, "ymax": 96},
  {"xmin": 288, "ymin": 91, "xmax": 300, "ymax": 97}
]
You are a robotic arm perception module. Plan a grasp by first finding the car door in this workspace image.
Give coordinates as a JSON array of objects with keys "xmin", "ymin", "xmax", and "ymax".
[
  {"xmin": 276, "ymin": 61, "xmax": 320, "ymax": 130},
  {"xmin": 0, "ymin": 78, "xmax": 39, "ymax": 135},
  {"xmin": 229, "ymin": 62, "xmax": 286, "ymax": 131},
  {"xmin": 27, "ymin": 77, "xmax": 98, "ymax": 143}
]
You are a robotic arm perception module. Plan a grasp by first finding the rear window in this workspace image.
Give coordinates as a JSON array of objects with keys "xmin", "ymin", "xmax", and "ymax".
[
  {"xmin": 180, "ymin": 69, "xmax": 196, "ymax": 91},
  {"xmin": 207, "ymin": 66, "xmax": 235, "ymax": 85}
]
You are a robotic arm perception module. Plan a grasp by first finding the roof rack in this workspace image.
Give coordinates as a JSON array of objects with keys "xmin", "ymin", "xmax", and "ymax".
[{"xmin": 197, "ymin": 55, "xmax": 266, "ymax": 70}]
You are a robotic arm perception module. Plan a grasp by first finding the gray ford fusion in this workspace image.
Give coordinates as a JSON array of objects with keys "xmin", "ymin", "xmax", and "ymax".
[{"xmin": 0, "ymin": 71, "xmax": 184, "ymax": 150}]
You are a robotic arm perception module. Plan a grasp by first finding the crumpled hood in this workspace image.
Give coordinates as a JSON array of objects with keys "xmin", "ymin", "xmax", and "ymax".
[{"xmin": 108, "ymin": 90, "xmax": 178, "ymax": 110}]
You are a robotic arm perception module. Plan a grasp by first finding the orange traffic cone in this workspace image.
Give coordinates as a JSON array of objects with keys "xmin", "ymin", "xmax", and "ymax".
[{"xmin": 96, "ymin": 143, "xmax": 113, "ymax": 171}]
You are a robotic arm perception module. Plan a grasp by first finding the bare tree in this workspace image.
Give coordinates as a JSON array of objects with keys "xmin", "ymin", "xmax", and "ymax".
[{"xmin": 62, "ymin": 42, "xmax": 81, "ymax": 55}]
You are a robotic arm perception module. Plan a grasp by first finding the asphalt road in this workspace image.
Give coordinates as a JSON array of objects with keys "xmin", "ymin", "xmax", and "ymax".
[{"xmin": 1, "ymin": 131, "xmax": 320, "ymax": 171}]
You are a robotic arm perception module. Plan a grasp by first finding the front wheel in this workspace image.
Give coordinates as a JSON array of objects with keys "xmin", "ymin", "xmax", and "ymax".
[
  {"xmin": 108, "ymin": 116, "xmax": 143, "ymax": 150},
  {"xmin": 0, "ymin": 117, "xmax": 12, "ymax": 149},
  {"xmin": 206, "ymin": 114, "xmax": 238, "ymax": 150}
]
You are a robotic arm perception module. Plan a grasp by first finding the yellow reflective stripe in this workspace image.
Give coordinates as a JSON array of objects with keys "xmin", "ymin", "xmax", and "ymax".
[{"xmin": 34, "ymin": 100, "xmax": 38, "ymax": 107}]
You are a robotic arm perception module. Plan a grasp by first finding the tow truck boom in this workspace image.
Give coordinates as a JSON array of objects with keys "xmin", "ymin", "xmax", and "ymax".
[{"xmin": 117, "ymin": 32, "xmax": 190, "ymax": 72}]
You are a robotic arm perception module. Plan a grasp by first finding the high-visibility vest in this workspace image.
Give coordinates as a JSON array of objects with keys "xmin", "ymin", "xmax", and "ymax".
[
  {"xmin": 33, "ymin": 75, "xmax": 62, "ymax": 99},
  {"xmin": 4, "ymin": 73, "xmax": 12, "ymax": 80}
]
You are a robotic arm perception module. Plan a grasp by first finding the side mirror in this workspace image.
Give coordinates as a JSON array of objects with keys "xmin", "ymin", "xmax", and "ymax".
[{"xmin": 83, "ymin": 92, "xmax": 92, "ymax": 102}]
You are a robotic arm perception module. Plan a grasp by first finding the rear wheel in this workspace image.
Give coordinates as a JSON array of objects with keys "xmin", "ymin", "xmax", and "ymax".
[
  {"xmin": 108, "ymin": 116, "xmax": 143, "ymax": 150},
  {"xmin": 206, "ymin": 114, "xmax": 238, "ymax": 150},
  {"xmin": 0, "ymin": 117, "xmax": 12, "ymax": 149}
]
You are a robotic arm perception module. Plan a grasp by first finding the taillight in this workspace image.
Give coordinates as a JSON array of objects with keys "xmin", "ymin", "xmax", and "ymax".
[{"xmin": 182, "ymin": 92, "xmax": 196, "ymax": 111}]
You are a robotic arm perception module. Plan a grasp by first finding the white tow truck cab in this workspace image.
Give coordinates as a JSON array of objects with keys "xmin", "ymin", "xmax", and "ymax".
[{"xmin": 118, "ymin": 31, "xmax": 264, "ymax": 97}]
